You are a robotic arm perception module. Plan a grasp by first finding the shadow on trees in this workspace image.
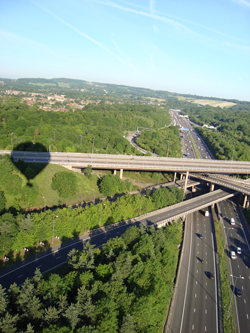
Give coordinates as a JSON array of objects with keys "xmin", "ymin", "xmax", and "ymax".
[{"xmin": 10, "ymin": 142, "xmax": 49, "ymax": 187}]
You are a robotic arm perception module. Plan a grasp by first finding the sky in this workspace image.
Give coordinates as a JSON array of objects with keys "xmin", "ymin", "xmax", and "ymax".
[{"xmin": 0, "ymin": 0, "xmax": 250, "ymax": 101}]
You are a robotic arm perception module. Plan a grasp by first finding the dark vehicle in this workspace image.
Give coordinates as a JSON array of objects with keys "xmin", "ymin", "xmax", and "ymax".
[
  {"xmin": 208, "ymin": 272, "xmax": 215, "ymax": 279},
  {"xmin": 235, "ymin": 288, "xmax": 242, "ymax": 297}
]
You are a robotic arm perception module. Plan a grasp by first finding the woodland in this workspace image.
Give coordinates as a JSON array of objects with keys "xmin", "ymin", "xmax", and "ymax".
[
  {"xmin": 0, "ymin": 223, "xmax": 182, "ymax": 333},
  {"xmin": 0, "ymin": 97, "xmax": 171, "ymax": 154}
]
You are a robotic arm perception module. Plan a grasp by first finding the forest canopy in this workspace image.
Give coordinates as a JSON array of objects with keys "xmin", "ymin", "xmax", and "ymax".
[
  {"xmin": 0, "ymin": 98, "xmax": 171, "ymax": 155},
  {"xmin": 0, "ymin": 223, "xmax": 183, "ymax": 333}
]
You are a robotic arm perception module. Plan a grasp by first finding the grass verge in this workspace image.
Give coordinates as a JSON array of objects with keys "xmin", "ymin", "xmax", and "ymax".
[
  {"xmin": 189, "ymin": 133, "xmax": 201, "ymax": 159},
  {"xmin": 214, "ymin": 220, "xmax": 234, "ymax": 332}
]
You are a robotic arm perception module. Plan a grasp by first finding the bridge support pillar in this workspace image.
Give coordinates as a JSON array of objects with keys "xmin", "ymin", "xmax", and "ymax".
[
  {"xmin": 243, "ymin": 195, "xmax": 248, "ymax": 209},
  {"xmin": 113, "ymin": 170, "xmax": 117, "ymax": 175},
  {"xmin": 174, "ymin": 172, "xmax": 177, "ymax": 182},
  {"xmin": 210, "ymin": 183, "xmax": 214, "ymax": 192},
  {"xmin": 120, "ymin": 169, "xmax": 123, "ymax": 179},
  {"xmin": 184, "ymin": 171, "xmax": 189, "ymax": 193},
  {"xmin": 180, "ymin": 173, "xmax": 183, "ymax": 180}
]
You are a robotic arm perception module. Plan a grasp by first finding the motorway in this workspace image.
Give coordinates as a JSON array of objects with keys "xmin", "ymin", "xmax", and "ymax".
[
  {"xmin": 219, "ymin": 200, "xmax": 250, "ymax": 332},
  {"xmin": 167, "ymin": 210, "xmax": 218, "ymax": 333},
  {"xmin": 1, "ymin": 150, "xmax": 250, "ymax": 174}
]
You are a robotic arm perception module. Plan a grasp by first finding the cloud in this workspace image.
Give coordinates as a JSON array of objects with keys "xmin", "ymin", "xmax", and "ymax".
[
  {"xmin": 31, "ymin": 1, "xmax": 134, "ymax": 68},
  {"xmin": 105, "ymin": 0, "xmax": 250, "ymax": 44},
  {"xmin": 231, "ymin": 0, "xmax": 250, "ymax": 8},
  {"xmin": 94, "ymin": 0, "xmax": 192, "ymax": 33},
  {"xmin": 150, "ymin": 0, "xmax": 155, "ymax": 14},
  {"xmin": 111, "ymin": 38, "xmax": 122, "ymax": 54}
]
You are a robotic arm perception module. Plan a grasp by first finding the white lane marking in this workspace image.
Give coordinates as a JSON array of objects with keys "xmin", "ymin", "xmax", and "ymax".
[
  {"xmin": 244, "ymin": 299, "xmax": 246, "ymax": 303},
  {"xmin": 18, "ymin": 275, "xmax": 22, "ymax": 278},
  {"xmin": 180, "ymin": 216, "xmax": 193, "ymax": 333},
  {"xmin": 195, "ymin": 294, "xmax": 197, "ymax": 298},
  {"xmin": 196, "ymin": 281, "xmax": 198, "ymax": 284},
  {"xmin": 194, "ymin": 308, "xmax": 196, "ymax": 312},
  {"xmin": 197, "ymin": 270, "xmax": 198, "ymax": 273},
  {"xmin": 205, "ymin": 326, "xmax": 207, "ymax": 331},
  {"xmin": 247, "ymin": 314, "xmax": 249, "ymax": 319},
  {"xmin": 192, "ymin": 325, "xmax": 194, "ymax": 330},
  {"xmin": 205, "ymin": 295, "xmax": 207, "ymax": 299},
  {"xmin": 205, "ymin": 309, "xmax": 207, "ymax": 314}
]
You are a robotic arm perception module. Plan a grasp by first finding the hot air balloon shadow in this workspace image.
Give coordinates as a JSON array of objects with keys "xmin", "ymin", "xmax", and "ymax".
[{"xmin": 11, "ymin": 142, "xmax": 49, "ymax": 187}]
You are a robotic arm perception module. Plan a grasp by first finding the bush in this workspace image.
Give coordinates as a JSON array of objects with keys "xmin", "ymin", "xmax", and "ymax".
[
  {"xmin": 51, "ymin": 171, "xmax": 77, "ymax": 198},
  {"xmin": 99, "ymin": 175, "xmax": 126, "ymax": 196}
]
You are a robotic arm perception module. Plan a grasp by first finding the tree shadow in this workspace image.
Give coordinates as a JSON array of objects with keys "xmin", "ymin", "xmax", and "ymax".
[{"xmin": 10, "ymin": 142, "xmax": 49, "ymax": 186}]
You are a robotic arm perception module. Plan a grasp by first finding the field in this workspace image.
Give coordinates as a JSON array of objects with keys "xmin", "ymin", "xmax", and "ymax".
[{"xmin": 177, "ymin": 96, "xmax": 236, "ymax": 108}]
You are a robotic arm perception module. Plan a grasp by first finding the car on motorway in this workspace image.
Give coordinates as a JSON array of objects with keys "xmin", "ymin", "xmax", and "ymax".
[
  {"xmin": 207, "ymin": 272, "xmax": 215, "ymax": 279},
  {"xmin": 199, "ymin": 234, "xmax": 203, "ymax": 239},
  {"xmin": 231, "ymin": 251, "xmax": 237, "ymax": 259},
  {"xmin": 230, "ymin": 218, "xmax": 235, "ymax": 225},
  {"xmin": 237, "ymin": 247, "xmax": 242, "ymax": 255},
  {"xmin": 235, "ymin": 288, "xmax": 242, "ymax": 297}
]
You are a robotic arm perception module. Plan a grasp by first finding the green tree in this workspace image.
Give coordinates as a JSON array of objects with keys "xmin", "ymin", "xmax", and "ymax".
[
  {"xmin": 43, "ymin": 306, "xmax": 60, "ymax": 326},
  {"xmin": 0, "ymin": 191, "xmax": 6, "ymax": 213},
  {"xmin": 0, "ymin": 285, "xmax": 8, "ymax": 316},
  {"xmin": 84, "ymin": 165, "xmax": 92, "ymax": 178},
  {"xmin": 120, "ymin": 314, "xmax": 136, "ymax": 333},
  {"xmin": 51, "ymin": 171, "xmax": 77, "ymax": 198}
]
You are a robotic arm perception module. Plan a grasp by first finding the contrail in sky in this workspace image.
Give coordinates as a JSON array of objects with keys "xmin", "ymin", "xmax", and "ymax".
[{"xmin": 31, "ymin": 1, "xmax": 134, "ymax": 68}]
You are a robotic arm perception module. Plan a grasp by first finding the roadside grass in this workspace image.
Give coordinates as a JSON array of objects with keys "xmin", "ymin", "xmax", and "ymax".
[
  {"xmin": 4, "ymin": 163, "xmax": 102, "ymax": 211},
  {"xmin": 214, "ymin": 220, "xmax": 234, "ymax": 333},
  {"xmin": 32, "ymin": 165, "xmax": 102, "ymax": 209},
  {"xmin": 189, "ymin": 134, "xmax": 201, "ymax": 159},
  {"xmin": 5, "ymin": 162, "xmax": 172, "ymax": 212}
]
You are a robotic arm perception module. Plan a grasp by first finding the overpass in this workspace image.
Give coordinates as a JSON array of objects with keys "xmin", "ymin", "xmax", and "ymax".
[
  {"xmin": 0, "ymin": 188, "xmax": 236, "ymax": 290},
  {"xmin": 1, "ymin": 151, "xmax": 249, "ymax": 174},
  {"xmin": 190, "ymin": 173, "xmax": 250, "ymax": 207},
  {"xmin": 152, "ymin": 188, "xmax": 236, "ymax": 228}
]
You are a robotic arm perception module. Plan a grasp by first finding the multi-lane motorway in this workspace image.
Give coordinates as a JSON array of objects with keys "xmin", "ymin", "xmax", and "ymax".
[
  {"xmin": 219, "ymin": 200, "xmax": 250, "ymax": 332},
  {"xmin": 168, "ymin": 210, "xmax": 218, "ymax": 333}
]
